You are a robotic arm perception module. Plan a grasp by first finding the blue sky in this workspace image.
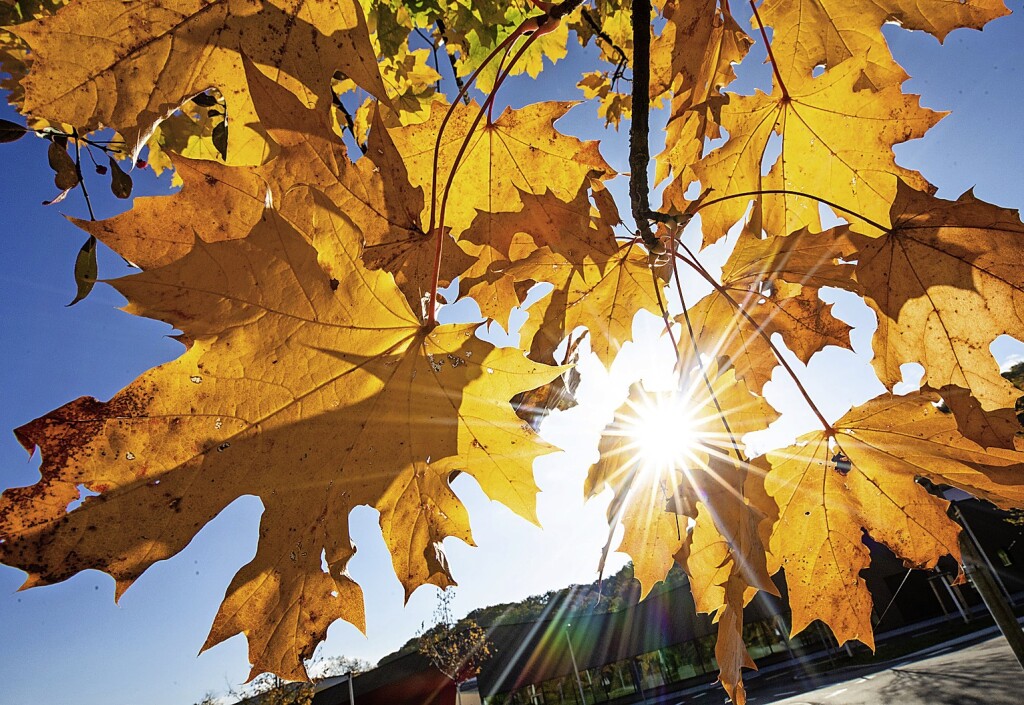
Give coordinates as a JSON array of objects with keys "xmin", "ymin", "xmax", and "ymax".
[{"xmin": 1, "ymin": 4, "xmax": 1023, "ymax": 704}]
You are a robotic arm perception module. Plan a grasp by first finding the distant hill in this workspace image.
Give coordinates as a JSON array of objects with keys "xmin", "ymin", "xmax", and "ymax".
[{"xmin": 379, "ymin": 561, "xmax": 688, "ymax": 665}]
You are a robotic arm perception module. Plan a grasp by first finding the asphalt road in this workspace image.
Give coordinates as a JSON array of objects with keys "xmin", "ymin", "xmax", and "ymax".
[{"xmin": 673, "ymin": 635, "xmax": 1021, "ymax": 705}]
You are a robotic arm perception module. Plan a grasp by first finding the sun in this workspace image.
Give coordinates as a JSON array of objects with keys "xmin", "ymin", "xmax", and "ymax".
[{"xmin": 621, "ymin": 391, "xmax": 708, "ymax": 475}]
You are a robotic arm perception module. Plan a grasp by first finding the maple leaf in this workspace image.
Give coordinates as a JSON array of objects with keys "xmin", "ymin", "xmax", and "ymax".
[
  {"xmin": 450, "ymin": 180, "xmax": 665, "ymax": 366},
  {"xmin": 692, "ymin": 57, "xmax": 940, "ymax": 240},
  {"xmin": 76, "ymin": 155, "xmax": 265, "ymax": 268},
  {"xmin": 652, "ymin": 0, "xmax": 751, "ymax": 189},
  {"xmin": 390, "ymin": 99, "xmax": 614, "ymax": 238},
  {"xmin": 588, "ymin": 367, "xmax": 777, "ymax": 594},
  {"xmin": 685, "ymin": 455, "xmax": 777, "ymax": 705},
  {"xmin": 251, "ymin": 61, "xmax": 443, "ymax": 282},
  {"xmin": 765, "ymin": 387, "xmax": 1024, "ymax": 648},
  {"xmin": 2, "ymin": 196, "xmax": 563, "ymax": 679},
  {"xmin": 11, "ymin": 0, "xmax": 389, "ymax": 160},
  {"xmin": 758, "ymin": 0, "xmax": 1010, "ymax": 88},
  {"xmin": 851, "ymin": 182, "xmax": 1024, "ymax": 411},
  {"xmin": 514, "ymin": 240, "xmax": 666, "ymax": 367},
  {"xmin": 933, "ymin": 385, "xmax": 1024, "ymax": 452},
  {"xmin": 678, "ymin": 226, "xmax": 858, "ymax": 392},
  {"xmin": 458, "ymin": 185, "xmax": 621, "ymax": 321}
]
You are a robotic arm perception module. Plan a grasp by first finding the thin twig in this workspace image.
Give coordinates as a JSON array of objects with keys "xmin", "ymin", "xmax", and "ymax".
[
  {"xmin": 436, "ymin": 20, "xmax": 470, "ymax": 104},
  {"xmin": 581, "ymin": 7, "xmax": 629, "ymax": 70},
  {"xmin": 415, "ymin": 27, "xmax": 443, "ymax": 93},
  {"xmin": 25, "ymin": 125, "xmax": 123, "ymax": 154},
  {"xmin": 331, "ymin": 94, "xmax": 367, "ymax": 154},
  {"xmin": 652, "ymin": 267, "xmax": 681, "ymax": 369}
]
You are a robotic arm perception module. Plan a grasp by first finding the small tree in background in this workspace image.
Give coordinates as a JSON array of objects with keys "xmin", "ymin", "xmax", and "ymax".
[
  {"xmin": 309, "ymin": 654, "xmax": 372, "ymax": 681},
  {"xmin": 418, "ymin": 590, "xmax": 493, "ymax": 704},
  {"xmin": 230, "ymin": 653, "xmax": 371, "ymax": 705}
]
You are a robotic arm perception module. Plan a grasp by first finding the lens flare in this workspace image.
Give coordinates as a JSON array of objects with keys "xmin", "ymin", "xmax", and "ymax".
[{"xmin": 630, "ymin": 396, "xmax": 702, "ymax": 472}]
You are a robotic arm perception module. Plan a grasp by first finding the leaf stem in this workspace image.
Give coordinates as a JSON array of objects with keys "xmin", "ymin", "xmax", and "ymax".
[
  {"xmin": 427, "ymin": 25, "xmax": 546, "ymax": 326},
  {"xmin": 651, "ymin": 266, "xmax": 682, "ymax": 370},
  {"xmin": 748, "ymin": 0, "xmax": 788, "ymax": 101},
  {"xmin": 72, "ymin": 130, "xmax": 96, "ymax": 221},
  {"xmin": 686, "ymin": 188, "xmax": 890, "ymax": 233},
  {"xmin": 628, "ymin": 0, "xmax": 658, "ymax": 250},
  {"xmin": 667, "ymin": 229, "xmax": 746, "ymax": 461},
  {"xmin": 672, "ymin": 243, "xmax": 835, "ymax": 436}
]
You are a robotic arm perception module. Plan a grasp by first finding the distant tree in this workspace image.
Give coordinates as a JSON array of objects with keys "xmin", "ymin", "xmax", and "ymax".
[
  {"xmin": 418, "ymin": 590, "xmax": 492, "ymax": 704},
  {"xmin": 231, "ymin": 674, "xmax": 313, "ymax": 705},
  {"xmin": 309, "ymin": 654, "xmax": 372, "ymax": 680},
  {"xmin": 230, "ymin": 653, "xmax": 370, "ymax": 705}
]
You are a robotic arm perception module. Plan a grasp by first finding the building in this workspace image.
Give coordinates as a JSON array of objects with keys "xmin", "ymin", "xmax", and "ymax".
[{"xmin": 312, "ymin": 498, "xmax": 1024, "ymax": 705}]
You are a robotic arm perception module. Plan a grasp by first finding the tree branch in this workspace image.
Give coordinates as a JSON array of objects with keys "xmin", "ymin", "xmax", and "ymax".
[
  {"xmin": 628, "ymin": 0, "xmax": 658, "ymax": 250},
  {"xmin": 581, "ymin": 7, "xmax": 629, "ymax": 70},
  {"xmin": 435, "ymin": 20, "xmax": 470, "ymax": 105}
]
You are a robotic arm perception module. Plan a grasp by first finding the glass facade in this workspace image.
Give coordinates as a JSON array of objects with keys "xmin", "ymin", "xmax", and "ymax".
[{"xmin": 483, "ymin": 614, "xmax": 833, "ymax": 705}]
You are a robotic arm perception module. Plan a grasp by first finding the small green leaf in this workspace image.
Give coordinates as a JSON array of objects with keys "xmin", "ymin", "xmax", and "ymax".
[
  {"xmin": 67, "ymin": 235, "xmax": 98, "ymax": 307},
  {"xmin": 0, "ymin": 119, "xmax": 27, "ymax": 144},
  {"xmin": 212, "ymin": 121, "xmax": 228, "ymax": 161},
  {"xmin": 47, "ymin": 141, "xmax": 79, "ymax": 191},
  {"xmin": 191, "ymin": 92, "xmax": 219, "ymax": 107},
  {"xmin": 108, "ymin": 156, "xmax": 133, "ymax": 199}
]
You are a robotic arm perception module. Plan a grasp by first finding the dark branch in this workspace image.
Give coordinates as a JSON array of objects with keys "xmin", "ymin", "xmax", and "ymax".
[
  {"xmin": 581, "ymin": 7, "xmax": 629, "ymax": 69},
  {"xmin": 628, "ymin": 0, "xmax": 658, "ymax": 249},
  {"xmin": 435, "ymin": 20, "xmax": 470, "ymax": 105}
]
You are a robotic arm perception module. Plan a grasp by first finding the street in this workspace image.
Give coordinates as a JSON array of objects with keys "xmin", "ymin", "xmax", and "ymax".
[{"xmin": 675, "ymin": 635, "xmax": 1020, "ymax": 705}]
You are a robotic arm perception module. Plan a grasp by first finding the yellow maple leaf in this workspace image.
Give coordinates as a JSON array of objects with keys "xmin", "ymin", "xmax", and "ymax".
[
  {"xmin": 3, "ymin": 192, "xmax": 562, "ymax": 681},
  {"xmin": 652, "ymin": 0, "xmax": 751, "ymax": 189},
  {"xmin": 589, "ymin": 368, "xmax": 777, "ymax": 596},
  {"xmin": 12, "ymin": 0, "xmax": 389, "ymax": 161},
  {"xmin": 391, "ymin": 99, "xmax": 614, "ymax": 238},
  {"xmin": 759, "ymin": 0, "xmax": 1010, "ymax": 87},
  {"xmin": 76, "ymin": 154, "xmax": 266, "ymax": 268},
  {"xmin": 686, "ymin": 455, "xmax": 777, "ymax": 705},
  {"xmin": 515, "ymin": 240, "xmax": 665, "ymax": 367},
  {"xmin": 692, "ymin": 57, "xmax": 940, "ymax": 240},
  {"xmin": 678, "ymin": 226, "xmax": 858, "ymax": 392},
  {"xmin": 589, "ymin": 367, "xmax": 777, "ymax": 703},
  {"xmin": 765, "ymin": 387, "xmax": 1024, "ymax": 649},
  {"xmin": 852, "ymin": 182, "xmax": 1024, "ymax": 411}
]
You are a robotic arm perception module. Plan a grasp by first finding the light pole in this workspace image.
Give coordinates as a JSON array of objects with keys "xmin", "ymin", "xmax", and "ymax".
[
  {"xmin": 565, "ymin": 623, "xmax": 587, "ymax": 705},
  {"xmin": 344, "ymin": 671, "xmax": 355, "ymax": 705},
  {"xmin": 953, "ymin": 504, "xmax": 1024, "ymax": 670}
]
